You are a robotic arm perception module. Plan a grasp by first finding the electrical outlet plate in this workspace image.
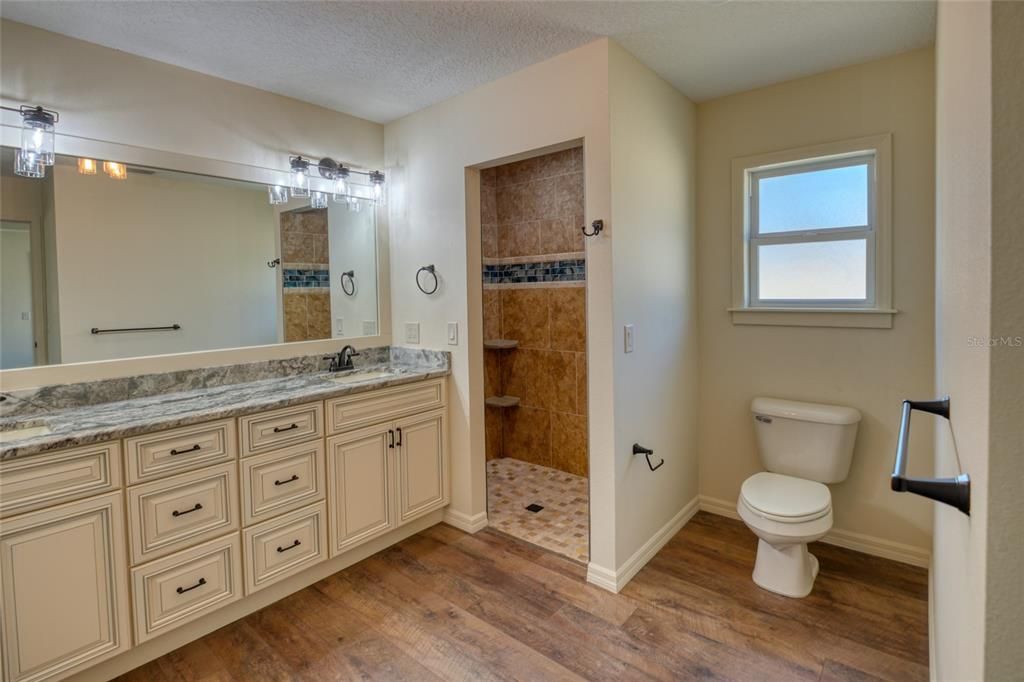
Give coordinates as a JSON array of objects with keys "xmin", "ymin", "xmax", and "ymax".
[
  {"xmin": 447, "ymin": 322, "xmax": 458, "ymax": 345},
  {"xmin": 404, "ymin": 322, "xmax": 420, "ymax": 344}
]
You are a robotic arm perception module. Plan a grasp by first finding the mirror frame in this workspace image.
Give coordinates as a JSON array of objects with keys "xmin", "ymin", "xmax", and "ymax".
[{"xmin": 0, "ymin": 125, "xmax": 391, "ymax": 390}]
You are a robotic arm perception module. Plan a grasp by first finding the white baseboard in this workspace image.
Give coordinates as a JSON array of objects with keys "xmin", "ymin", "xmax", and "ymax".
[
  {"xmin": 443, "ymin": 507, "xmax": 489, "ymax": 533},
  {"xmin": 697, "ymin": 495, "xmax": 931, "ymax": 568},
  {"xmin": 586, "ymin": 495, "xmax": 700, "ymax": 594}
]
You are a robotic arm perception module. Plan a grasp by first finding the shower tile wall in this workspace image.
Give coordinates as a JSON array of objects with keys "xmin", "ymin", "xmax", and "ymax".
[
  {"xmin": 280, "ymin": 208, "xmax": 331, "ymax": 342},
  {"xmin": 482, "ymin": 148, "xmax": 588, "ymax": 477}
]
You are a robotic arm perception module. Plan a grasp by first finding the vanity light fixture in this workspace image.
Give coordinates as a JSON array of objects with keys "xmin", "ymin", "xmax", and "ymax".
[
  {"xmin": 77, "ymin": 158, "xmax": 98, "ymax": 175},
  {"xmin": 267, "ymin": 155, "xmax": 385, "ymax": 208},
  {"xmin": 290, "ymin": 156, "xmax": 310, "ymax": 198},
  {"xmin": 310, "ymin": 190, "xmax": 328, "ymax": 209},
  {"xmin": 268, "ymin": 183, "xmax": 289, "ymax": 204},
  {"xmin": 2, "ymin": 103, "xmax": 60, "ymax": 178}
]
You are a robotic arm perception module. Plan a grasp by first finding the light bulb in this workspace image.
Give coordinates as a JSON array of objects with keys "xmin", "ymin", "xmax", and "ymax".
[
  {"xmin": 14, "ymin": 149, "xmax": 45, "ymax": 178},
  {"xmin": 332, "ymin": 167, "xmax": 350, "ymax": 202},
  {"xmin": 103, "ymin": 161, "xmax": 127, "ymax": 180},
  {"xmin": 20, "ymin": 107, "xmax": 55, "ymax": 166},
  {"xmin": 290, "ymin": 156, "xmax": 310, "ymax": 198},
  {"xmin": 268, "ymin": 184, "xmax": 288, "ymax": 205},
  {"xmin": 369, "ymin": 170, "xmax": 386, "ymax": 206},
  {"xmin": 311, "ymin": 190, "xmax": 328, "ymax": 209},
  {"xmin": 78, "ymin": 158, "xmax": 98, "ymax": 175}
]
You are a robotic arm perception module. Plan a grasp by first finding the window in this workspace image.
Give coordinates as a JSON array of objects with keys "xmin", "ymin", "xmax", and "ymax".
[{"xmin": 730, "ymin": 135, "xmax": 894, "ymax": 328}]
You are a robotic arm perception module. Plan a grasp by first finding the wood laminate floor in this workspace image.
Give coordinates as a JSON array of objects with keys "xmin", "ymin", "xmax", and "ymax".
[{"xmin": 117, "ymin": 512, "xmax": 929, "ymax": 681}]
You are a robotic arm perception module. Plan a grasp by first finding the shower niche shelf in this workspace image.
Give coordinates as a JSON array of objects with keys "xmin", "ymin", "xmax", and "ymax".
[
  {"xmin": 485, "ymin": 395, "xmax": 521, "ymax": 408},
  {"xmin": 484, "ymin": 339, "xmax": 518, "ymax": 350}
]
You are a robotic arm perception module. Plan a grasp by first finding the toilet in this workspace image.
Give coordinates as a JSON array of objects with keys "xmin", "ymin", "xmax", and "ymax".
[{"xmin": 738, "ymin": 397, "xmax": 861, "ymax": 598}]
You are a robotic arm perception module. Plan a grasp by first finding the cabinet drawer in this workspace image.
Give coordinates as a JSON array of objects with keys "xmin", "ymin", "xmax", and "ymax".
[
  {"xmin": 131, "ymin": 533, "xmax": 242, "ymax": 644},
  {"xmin": 125, "ymin": 419, "xmax": 236, "ymax": 484},
  {"xmin": 242, "ymin": 502, "xmax": 326, "ymax": 594},
  {"xmin": 239, "ymin": 402, "xmax": 323, "ymax": 457},
  {"xmin": 327, "ymin": 379, "xmax": 446, "ymax": 434},
  {"xmin": 241, "ymin": 441, "xmax": 325, "ymax": 526},
  {"xmin": 127, "ymin": 462, "xmax": 239, "ymax": 564},
  {"xmin": 0, "ymin": 441, "xmax": 121, "ymax": 519}
]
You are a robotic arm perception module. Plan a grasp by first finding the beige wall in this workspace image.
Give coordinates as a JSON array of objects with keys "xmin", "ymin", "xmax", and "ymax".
[
  {"xmin": 607, "ymin": 43, "xmax": 699, "ymax": 570},
  {"xmin": 384, "ymin": 39, "xmax": 617, "ymax": 570},
  {"xmin": 696, "ymin": 49, "xmax": 936, "ymax": 558},
  {"xmin": 932, "ymin": 1, "xmax": 1024, "ymax": 678},
  {"xmin": 0, "ymin": 19, "xmax": 387, "ymax": 390},
  {"xmin": 987, "ymin": 2, "xmax": 1024, "ymax": 676}
]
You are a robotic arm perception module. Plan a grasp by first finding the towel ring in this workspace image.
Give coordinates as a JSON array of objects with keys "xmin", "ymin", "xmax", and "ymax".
[
  {"xmin": 416, "ymin": 264, "xmax": 439, "ymax": 295},
  {"xmin": 582, "ymin": 219, "xmax": 604, "ymax": 237},
  {"xmin": 340, "ymin": 270, "xmax": 356, "ymax": 296}
]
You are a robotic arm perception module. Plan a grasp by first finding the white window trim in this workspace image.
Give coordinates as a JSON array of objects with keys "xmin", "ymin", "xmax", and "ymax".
[{"xmin": 729, "ymin": 134, "xmax": 896, "ymax": 329}]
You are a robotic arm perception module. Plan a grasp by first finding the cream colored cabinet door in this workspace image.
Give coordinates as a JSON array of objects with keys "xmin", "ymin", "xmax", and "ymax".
[
  {"xmin": 0, "ymin": 492, "xmax": 131, "ymax": 682},
  {"xmin": 326, "ymin": 424, "xmax": 394, "ymax": 557},
  {"xmin": 394, "ymin": 409, "xmax": 448, "ymax": 524}
]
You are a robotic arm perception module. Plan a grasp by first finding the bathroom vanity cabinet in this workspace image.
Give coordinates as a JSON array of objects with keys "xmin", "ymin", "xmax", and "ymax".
[{"xmin": 0, "ymin": 376, "xmax": 448, "ymax": 682}]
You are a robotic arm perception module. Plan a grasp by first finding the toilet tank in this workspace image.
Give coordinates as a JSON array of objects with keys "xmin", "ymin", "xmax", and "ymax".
[{"xmin": 751, "ymin": 397, "xmax": 861, "ymax": 484}]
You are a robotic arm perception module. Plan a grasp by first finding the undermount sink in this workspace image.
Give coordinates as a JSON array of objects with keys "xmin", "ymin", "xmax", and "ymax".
[
  {"xmin": 0, "ymin": 422, "xmax": 52, "ymax": 443},
  {"xmin": 326, "ymin": 369, "xmax": 402, "ymax": 385}
]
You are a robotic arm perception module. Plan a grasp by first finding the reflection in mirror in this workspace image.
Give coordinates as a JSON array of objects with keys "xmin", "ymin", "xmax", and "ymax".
[{"xmin": 0, "ymin": 149, "xmax": 379, "ymax": 369}]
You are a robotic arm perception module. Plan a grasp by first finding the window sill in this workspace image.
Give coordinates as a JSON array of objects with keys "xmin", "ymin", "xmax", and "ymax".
[{"xmin": 727, "ymin": 307, "xmax": 898, "ymax": 329}]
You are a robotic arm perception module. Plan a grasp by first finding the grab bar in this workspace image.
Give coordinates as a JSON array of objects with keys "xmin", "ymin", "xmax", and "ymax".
[
  {"xmin": 91, "ymin": 324, "xmax": 181, "ymax": 335},
  {"xmin": 891, "ymin": 397, "xmax": 970, "ymax": 515}
]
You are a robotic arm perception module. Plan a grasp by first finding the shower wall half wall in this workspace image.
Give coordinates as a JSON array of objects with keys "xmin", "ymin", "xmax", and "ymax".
[{"xmin": 481, "ymin": 147, "xmax": 588, "ymax": 477}]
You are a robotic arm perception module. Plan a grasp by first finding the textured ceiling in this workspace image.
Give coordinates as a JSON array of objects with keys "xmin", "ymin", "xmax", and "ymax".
[{"xmin": 0, "ymin": 1, "xmax": 935, "ymax": 124}]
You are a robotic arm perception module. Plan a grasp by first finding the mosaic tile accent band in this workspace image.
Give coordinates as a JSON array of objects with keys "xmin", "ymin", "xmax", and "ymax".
[
  {"xmin": 283, "ymin": 268, "xmax": 331, "ymax": 288},
  {"xmin": 482, "ymin": 258, "xmax": 585, "ymax": 285}
]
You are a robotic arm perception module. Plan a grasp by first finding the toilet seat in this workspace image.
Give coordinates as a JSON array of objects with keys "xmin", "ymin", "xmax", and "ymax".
[{"xmin": 740, "ymin": 472, "xmax": 831, "ymax": 523}]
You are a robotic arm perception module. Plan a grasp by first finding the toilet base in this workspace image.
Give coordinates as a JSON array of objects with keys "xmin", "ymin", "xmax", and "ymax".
[{"xmin": 751, "ymin": 539, "xmax": 820, "ymax": 598}]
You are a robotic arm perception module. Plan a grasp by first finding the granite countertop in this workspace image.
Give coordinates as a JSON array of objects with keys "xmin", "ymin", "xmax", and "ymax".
[{"xmin": 0, "ymin": 360, "xmax": 449, "ymax": 460}]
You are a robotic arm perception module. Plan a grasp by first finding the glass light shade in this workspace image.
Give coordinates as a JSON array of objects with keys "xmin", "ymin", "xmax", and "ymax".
[
  {"xmin": 267, "ymin": 184, "xmax": 288, "ymax": 205},
  {"xmin": 369, "ymin": 171, "xmax": 386, "ymax": 205},
  {"xmin": 20, "ymin": 110, "xmax": 55, "ymax": 166},
  {"xmin": 14, "ymin": 149, "xmax": 45, "ymax": 178},
  {"xmin": 310, "ymin": 190, "xmax": 328, "ymax": 209},
  {"xmin": 332, "ymin": 175, "xmax": 348, "ymax": 201},
  {"xmin": 103, "ymin": 161, "xmax": 128, "ymax": 180},
  {"xmin": 347, "ymin": 197, "xmax": 362, "ymax": 213},
  {"xmin": 290, "ymin": 157, "xmax": 310, "ymax": 198},
  {"xmin": 77, "ymin": 158, "xmax": 98, "ymax": 175}
]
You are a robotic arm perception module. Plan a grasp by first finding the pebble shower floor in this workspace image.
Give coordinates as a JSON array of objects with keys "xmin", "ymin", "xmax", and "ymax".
[{"xmin": 486, "ymin": 457, "xmax": 589, "ymax": 563}]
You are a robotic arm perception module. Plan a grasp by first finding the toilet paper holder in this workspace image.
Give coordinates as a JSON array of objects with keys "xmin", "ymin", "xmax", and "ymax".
[{"xmin": 633, "ymin": 443, "xmax": 664, "ymax": 472}]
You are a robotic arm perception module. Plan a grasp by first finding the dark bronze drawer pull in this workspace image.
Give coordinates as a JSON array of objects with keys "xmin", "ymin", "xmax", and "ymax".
[
  {"xmin": 272, "ymin": 423, "xmax": 300, "ymax": 433},
  {"xmin": 396, "ymin": 427, "xmax": 403, "ymax": 447},
  {"xmin": 274, "ymin": 474, "xmax": 300, "ymax": 486},
  {"xmin": 277, "ymin": 539, "xmax": 301, "ymax": 553},
  {"xmin": 170, "ymin": 444, "xmax": 201, "ymax": 456},
  {"xmin": 172, "ymin": 502, "xmax": 203, "ymax": 517},
  {"xmin": 176, "ymin": 577, "xmax": 206, "ymax": 594}
]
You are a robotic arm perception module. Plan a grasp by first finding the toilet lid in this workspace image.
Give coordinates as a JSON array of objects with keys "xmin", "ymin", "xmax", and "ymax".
[{"xmin": 741, "ymin": 472, "xmax": 831, "ymax": 522}]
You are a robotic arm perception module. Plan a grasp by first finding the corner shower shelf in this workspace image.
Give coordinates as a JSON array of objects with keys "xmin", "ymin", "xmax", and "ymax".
[
  {"xmin": 484, "ymin": 339, "xmax": 519, "ymax": 350},
  {"xmin": 485, "ymin": 395, "xmax": 521, "ymax": 408}
]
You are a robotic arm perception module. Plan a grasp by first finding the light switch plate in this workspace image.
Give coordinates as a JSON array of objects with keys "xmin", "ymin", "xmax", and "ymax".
[
  {"xmin": 447, "ymin": 322, "xmax": 458, "ymax": 345},
  {"xmin": 404, "ymin": 322, "xmax": 421, "ymax": 344},
  {"xmin": 335, "ymin": 318, "xmax": 344, "ymax": 335},
  {"xmin": 624, "ymin": 324, "xmax": 635, "ymax": 353}
]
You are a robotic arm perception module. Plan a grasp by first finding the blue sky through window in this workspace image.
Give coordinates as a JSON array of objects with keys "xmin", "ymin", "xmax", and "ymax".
[{"xmin": 758, "ymin": 163, "xmax": 868, "ymax": 234}]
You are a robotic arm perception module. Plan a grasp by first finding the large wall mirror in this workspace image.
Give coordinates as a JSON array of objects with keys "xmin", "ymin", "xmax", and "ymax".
[{"xmin": 0, "ymin": 147, "xmax": 380, "ymax": 369}]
